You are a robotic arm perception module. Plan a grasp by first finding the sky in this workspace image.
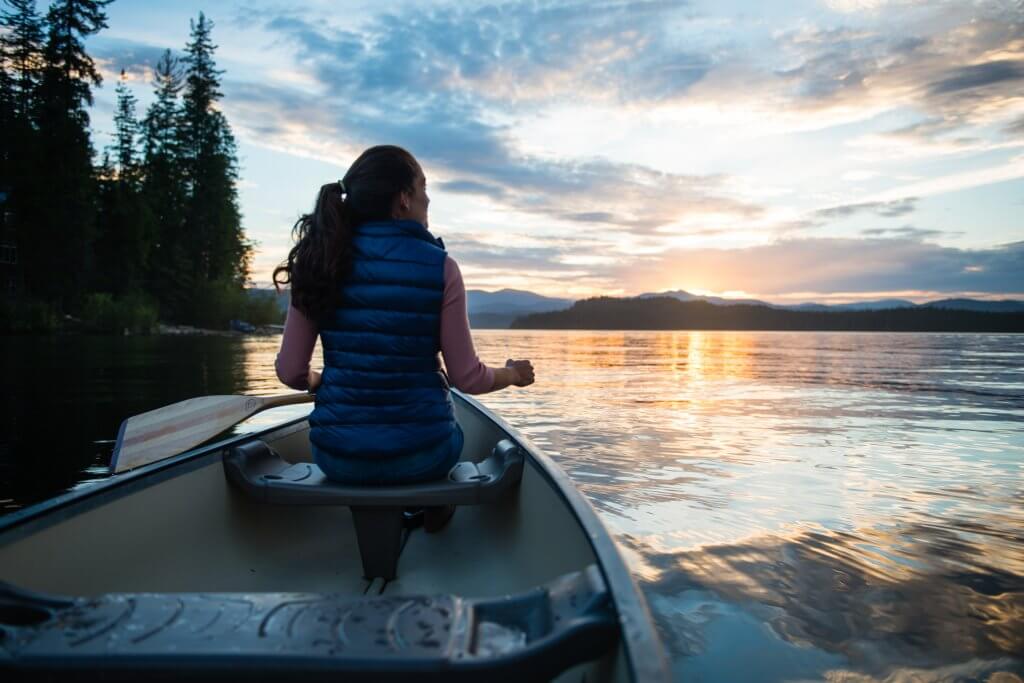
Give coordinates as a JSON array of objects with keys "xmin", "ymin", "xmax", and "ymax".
[{"xmin": 84, "ymin": 0, "xmax": 1024, "ymax": 303}]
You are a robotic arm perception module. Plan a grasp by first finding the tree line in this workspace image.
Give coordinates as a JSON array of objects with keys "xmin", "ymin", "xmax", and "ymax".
[
  {"xmin": 513, "ymin": 297, "xmax": 1024, "ymax": 332},
  {"xmin": 0, "ymin": 0, "xmax": 279, "ymax": 332}
]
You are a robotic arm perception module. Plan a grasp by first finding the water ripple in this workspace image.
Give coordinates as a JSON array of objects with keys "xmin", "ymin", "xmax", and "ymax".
[{"xmin": 474, "ymin": 331, "xmax": 1024, "ymax": 681}]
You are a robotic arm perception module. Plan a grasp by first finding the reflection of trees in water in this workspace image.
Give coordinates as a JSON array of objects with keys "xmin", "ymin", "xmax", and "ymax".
[
  {"xmin": 0, "ymin": 335, "xmax": 247, "ymax": 509},
  {"xmin": 628, "ymin": 520, "xmax": 1024, "ymax": 679}
]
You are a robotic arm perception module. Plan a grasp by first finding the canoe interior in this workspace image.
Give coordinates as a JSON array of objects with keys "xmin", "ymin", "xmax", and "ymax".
[{"xmin": 0, "ymin": 396, "xmax": 635, "ymax": 682}]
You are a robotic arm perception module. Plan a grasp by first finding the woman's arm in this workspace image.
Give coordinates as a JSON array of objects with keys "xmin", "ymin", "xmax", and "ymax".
[
  {"xmin": 275, "ymin": 302, "xmax": 318, "ymax": 391},
  {"xmin": 440, "ymin": 257, "xmax": 535, "ymax": 393}
]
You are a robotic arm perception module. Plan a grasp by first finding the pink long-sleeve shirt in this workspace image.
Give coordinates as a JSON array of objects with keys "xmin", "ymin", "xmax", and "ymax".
[{"xmin": 275, "ymin": 256, "xmax": 496, "ymax": 394}]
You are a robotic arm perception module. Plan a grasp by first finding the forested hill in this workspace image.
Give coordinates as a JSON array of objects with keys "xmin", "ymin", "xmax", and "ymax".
[{"xmin": 512, "ymin": 297, "xmax": 1024, "ymax": 332}]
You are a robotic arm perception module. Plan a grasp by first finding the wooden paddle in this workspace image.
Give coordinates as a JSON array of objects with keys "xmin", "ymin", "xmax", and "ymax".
[{"xmin": 110, "ymin": 393, "xmax": 315, "ymax": 474}]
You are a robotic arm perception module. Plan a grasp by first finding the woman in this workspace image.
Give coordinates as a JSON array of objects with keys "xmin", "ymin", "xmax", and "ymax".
[{"xmin": 273, "ymin": 145, "xmax": 535, "ymax": 502}]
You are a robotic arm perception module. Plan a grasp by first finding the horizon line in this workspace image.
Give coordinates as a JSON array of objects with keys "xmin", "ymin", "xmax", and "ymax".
[{"xmin": 247, "ymin": 283, "xmax": 1024, "ymax": 305}]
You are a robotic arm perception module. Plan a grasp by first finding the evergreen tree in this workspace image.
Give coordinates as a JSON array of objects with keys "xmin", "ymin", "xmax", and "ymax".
[
  {"xmin": 180, "ymin": 13, "xmax": 247, "ymax": 283},
  {"xmin": 112, "ymin": 69, "xmax": 137, "ymax": 179},
  {"xmin": 95, "ymin": 68, "xmax": 153, "ymax": 296},
  {"xmin": 0, "ymin": 26, "xmax": 11, "ymax": 104},
  {"xmin": 0, "ymin": 24, "xmax": 13, "ymax": 122},
  {"xmin": 40, "ymin": 0, "xmax": 110, "ymax": 126},
  {"xmin": 143, "ymin": 50, "xmax": 183, "ymax": 166},
  {"xmin": 32, "ymin": 0, "xmax": 112, "ymax": 305},
  {"xmin": 0, "ymin": 0, "xmax": 44, "ymax": 119},
  {"xmin": 0, "ymin": 21, "xmax": 14, "ymax": 191},
  {"xmin": 142, "ymin": 49, "xmax": 189, "ymax": 319},
  {"xmin": 179, "ymin": 13, "xmax": 250, "ymax": 321},
  {"xmin": 0, "ymin": 0, "xmax": 45, "ymax": 302},
  {"xmin": 0, "ymin": 45, "xmax": 13, "ymax": 306}
]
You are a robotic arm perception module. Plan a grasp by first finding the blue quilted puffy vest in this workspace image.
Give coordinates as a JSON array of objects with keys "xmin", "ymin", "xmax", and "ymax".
[{"xmin": 309, "ymin": 219, "xmax": 456, "ymax": 461}]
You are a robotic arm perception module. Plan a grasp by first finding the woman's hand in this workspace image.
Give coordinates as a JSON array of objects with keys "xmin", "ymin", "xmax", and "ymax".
[
  {"xmin": 307, "ymin": 369, "xmax": 322, "ymax": 392},
  {"xmin": 505, "ymin": 359, "xmax": 535, "ymax": 387}
]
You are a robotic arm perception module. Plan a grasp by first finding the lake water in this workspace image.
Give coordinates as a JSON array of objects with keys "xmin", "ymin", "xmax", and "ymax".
[{"xmin": 2, "ymin": 331, "xmax": 1022, "ymax": 681}]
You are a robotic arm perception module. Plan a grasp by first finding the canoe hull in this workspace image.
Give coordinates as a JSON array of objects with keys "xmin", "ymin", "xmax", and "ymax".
[{"xmin": 0, "ymin": 391, "xmax": 669, "ymax": 682}]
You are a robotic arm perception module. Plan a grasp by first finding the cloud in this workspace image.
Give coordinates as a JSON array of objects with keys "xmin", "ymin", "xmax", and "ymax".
[
  {"xmin": 860, "ymin": 225, "xmax": 948, "ymax": 239},
  {"xmin": 225, "ymin": 1, "xmax": 771, "ymax": 237},
  {"xmin": 88, "ymin": 39, "xmax": 182, "ymax": 89},
  {"xmin": 259, "ymin": 1, "xmax": 710, "ymax": 108},
  {"xmin": 815, "ymin": 197, "xmax": 918, "ymax": 219},
  {"xmin": 872, "ymin": 153, "xmax": 1024, "ymax": 201},
  {"xmin": 218, "ymin": 10, "xmax": 760, "ymax": 238},
  {"xmin": 445, "ymin": 230, "xmax": 1022, "ymax": 300},
  {"xmin": 927, "ymin": 59, "xmax": 1024, "ymax": 96},
  {"xmin": 824, "ymin": 0, "xmax": 930, "ymax": 12},
  {"xmin": 769, "ymin": 5, "xmax": 1024, "ymax": 142},
  {"xmin": 1006, "ymin": 115, "xmax": 1024, "ymax": 136},
  {"xmin": 446, "ymin": 234, "xmax": 573, "ymax": 272},
  {"xmin": 622, "ymin": 238, "xmax": 1024, "ymax": 296},
  {"xmin": 434, "ymin": 181, "xmax": 504, "ymax": 203}
]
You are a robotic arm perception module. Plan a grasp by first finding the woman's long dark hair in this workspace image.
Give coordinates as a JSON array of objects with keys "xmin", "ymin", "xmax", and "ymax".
[{"xmin": 273, "ymin": 145, "xmax": 421, "ymax": 322}]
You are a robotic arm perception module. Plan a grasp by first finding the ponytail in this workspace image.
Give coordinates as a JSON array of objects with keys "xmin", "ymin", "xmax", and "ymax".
[
  {"xmin": 273, "ymin": 182, "xmax": 352, "ymax": 322},
  {"xmin": 273, "ymin": 145, "xmax": 421, "ymax": 322}
]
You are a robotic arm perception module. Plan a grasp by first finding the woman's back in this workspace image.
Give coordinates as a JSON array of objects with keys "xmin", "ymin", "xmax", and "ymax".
[
  {"xmin": 274, "ymin": 145, "xmax": 534, "ymax": 488},
  {"xmin": 311, "ymin": 220, "xmax": 455, "ymax": 463}
]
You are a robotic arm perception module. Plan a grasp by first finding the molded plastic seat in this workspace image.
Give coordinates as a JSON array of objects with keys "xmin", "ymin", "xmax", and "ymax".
[
  {"xmin": 223, "ymin": 439, "xmax": 525, "ymax": 580},
  {"xmin": 0, "ymin": 566, "xmax": 618, "ymax": 682},
  {"xmin": 224, "ymin": 438, "xmax": 524, "ymax": 507}
]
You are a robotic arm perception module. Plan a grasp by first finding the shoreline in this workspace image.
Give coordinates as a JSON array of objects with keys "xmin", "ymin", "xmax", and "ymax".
[{"xmin": 157, "ymin": 323, "xmax": 283, "ymax": 337}]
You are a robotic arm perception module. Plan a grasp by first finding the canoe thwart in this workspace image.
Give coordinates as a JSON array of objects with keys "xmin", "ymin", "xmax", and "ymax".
[
  {"xmin": 0, "ymin": 566, "xmax": 618, "ymax": 682},
  {"xmin": 223, "ymin": 438, "xmax": 525, "ymax": 580}
]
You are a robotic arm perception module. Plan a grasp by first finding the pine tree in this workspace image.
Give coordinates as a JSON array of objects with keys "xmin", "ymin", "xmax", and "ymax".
[
  {"xmin": 0, "ymin": 23, "xmax": 14, "ymax": 189},
  {"xmin": 1, "ymin": 45, "xmax": 13, "ymax": 304},
  {"xmin": 0, "ymin": 27, "xmax": 13, "ymax": 123},
  {"xmin": 112, "ymin": 69, "xmax": 138, "ymax": 180},
  {"xmin": 32, "ymin": 0, "xmax": 112, "ymax": 305},
  {"xmin": 0, "ymin": 0, "xmax": 44, "ymax": 120},
  {"xmin": 179, "ymin": 13, "xmax": 250, "ymax": 322},
  {"xmin": 143, "ymin": 50, "xmax": 183, "ymax": 166},
  {"xmin": 0, "ymin": 0, "xmax": 45, "ymax": 303},
  {"xmin": 95, "ymin": 68, "xmax": 153, "ymax": 296},
  {"xmin": 142, "ymin": 49, "xmax": 189, "ymax": 320},
  {"xmin": 40, "ymin": 0, "xmax": 110, "ymax": 127}
]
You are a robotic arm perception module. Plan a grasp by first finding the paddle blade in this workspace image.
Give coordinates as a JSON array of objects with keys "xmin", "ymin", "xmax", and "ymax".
[{"xmin": 110, "ymin": 395, "xmax": 265, "ymax": 473}]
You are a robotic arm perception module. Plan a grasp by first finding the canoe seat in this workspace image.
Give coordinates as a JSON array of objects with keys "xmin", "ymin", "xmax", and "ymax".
[
  {"xmin": 0, "ymin": 565, "xmax": 618, "ymax": 682},
  {"xmin": 223, "ymin": 439, "xmax": 525, "ymax": 580}
]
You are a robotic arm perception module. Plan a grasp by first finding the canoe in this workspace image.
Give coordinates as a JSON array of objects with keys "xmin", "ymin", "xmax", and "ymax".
[{"xmin": 0, "ymin": 390, "xmax": 670, "ymax": 682}]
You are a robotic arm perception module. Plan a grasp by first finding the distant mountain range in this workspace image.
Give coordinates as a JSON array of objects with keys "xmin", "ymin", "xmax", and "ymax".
[
  {"xmin": 467, "ymin": 289, "xmax": 573, "ymax": 328},
  {"xmin": 640, "ymin": 290, "xmax": 1024, "ymax": 313},
  {"xmin": 248, "ymin": 286, "xmax": 1024, "ymax": 328},
  {"xmin": 480, "ymin": 289, "xmax": 1024, "ymax": 327},
  {"xmin": 513, "ymin": 297, "xmax": 1024, "ymax": 332}
]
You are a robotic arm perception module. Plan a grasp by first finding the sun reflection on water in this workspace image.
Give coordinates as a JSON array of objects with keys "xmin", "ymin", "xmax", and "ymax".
[{"xmin": 472, "ymin": 330, "xmax": 1024, "ymax": 681}]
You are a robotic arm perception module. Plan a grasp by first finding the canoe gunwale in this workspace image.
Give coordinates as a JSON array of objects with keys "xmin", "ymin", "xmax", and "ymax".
[{"xmin": 453, "ymin": 391, "xmax": 672, "ymax": 683}]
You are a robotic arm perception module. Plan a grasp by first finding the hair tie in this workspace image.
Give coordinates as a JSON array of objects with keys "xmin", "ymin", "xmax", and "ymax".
[{"xmin": 337, "ymin": 180, "xmax": 346, "ymax": 195}]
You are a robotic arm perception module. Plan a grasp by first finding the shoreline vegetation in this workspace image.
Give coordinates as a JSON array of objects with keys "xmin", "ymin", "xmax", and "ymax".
[
  {"xmin": 510, "ymin": 297, "xmax": 1024, "ymax": 332},
  {"xmin": 0, "ymin": 288, "xmax": 283, "ymax": 334},
  {"xmin": 1, "ymin": 2, "xmax": 278, "ymax": 335}
]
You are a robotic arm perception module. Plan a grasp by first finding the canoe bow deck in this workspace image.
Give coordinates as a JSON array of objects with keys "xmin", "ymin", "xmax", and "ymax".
[{"xmin": 0, "ymin": 391, "xmax": 670, "ymax": 682}]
